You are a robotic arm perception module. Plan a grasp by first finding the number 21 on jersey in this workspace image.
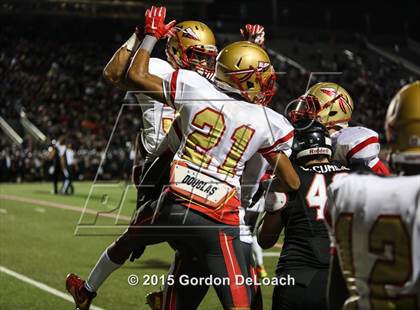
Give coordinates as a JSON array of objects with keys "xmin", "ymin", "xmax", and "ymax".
[{"xmin": 182, "ymin": 108, "xmax": 255, "ymax": 177}]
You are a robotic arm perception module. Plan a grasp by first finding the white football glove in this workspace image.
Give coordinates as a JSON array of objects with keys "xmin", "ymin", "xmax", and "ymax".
[
  {"xmin": 240, "ymin": 24, "xmax": 265, "ymax": 46},
  {"xmin": 264, "ymin": 192, "xmax": 288, "ymax": 213}
]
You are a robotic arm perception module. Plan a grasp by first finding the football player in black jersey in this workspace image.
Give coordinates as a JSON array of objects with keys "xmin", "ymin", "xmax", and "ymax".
[{"xmin": 258, "ymin": 120, "xmax": 349, "ymax": 310}]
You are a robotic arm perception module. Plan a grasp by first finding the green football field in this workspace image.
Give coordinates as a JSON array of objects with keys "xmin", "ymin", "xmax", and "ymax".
[{"xmin": 0, "ymin": 182, "xmax": 282, "ymax": 310}]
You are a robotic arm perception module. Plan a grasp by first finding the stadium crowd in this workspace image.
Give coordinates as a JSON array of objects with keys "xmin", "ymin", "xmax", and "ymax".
[{"xmin": 0, "ymin": 24, "xmax": 417, "ymax": 182}]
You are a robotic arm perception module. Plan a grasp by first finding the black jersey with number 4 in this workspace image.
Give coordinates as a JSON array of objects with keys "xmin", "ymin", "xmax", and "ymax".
[{"xmin": 276, "ymin": 163, "xmax": 350, "ymax": 278}]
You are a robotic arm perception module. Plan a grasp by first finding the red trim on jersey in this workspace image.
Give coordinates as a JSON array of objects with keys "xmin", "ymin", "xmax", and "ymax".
[
  {"xmin": 258, "ymin": 130, "xmax": 294, "ymax": 156},
  {"xmin": 169, "ymin": 70, "xmax": 179, "ymax": 107},
  {"xmin": 346, "ymin": 136, "xmax": 379, "ymax": 161},
  {"xmin": 219, "ymin": 232, "xmax": 250, "ymax": 307},
  {"xmin": 371, "ymin": 159, "xmax": 391, "ymax": 176}
]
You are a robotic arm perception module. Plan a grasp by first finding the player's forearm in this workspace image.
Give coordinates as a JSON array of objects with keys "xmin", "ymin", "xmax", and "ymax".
[
  {"xmin": 103, "ymin": 48, "xmax": 132, "ymax": 85},
  {"xmin": 267, "ymin": 153, "xmax": 300, "ymax": 192},
  {"xmin": 126, "ymin": 46, "xmax": 151, "ymax": 85},
  {"xmin": 257, "ymin": 212, "xmax": 283, "ymax": 249},
  {"xmin": 103, "ymin": 33, "xmax": 140, "ymax": 87},
  {"xmin": 126, "ymin": 36, "xmax": 165, "ymax": 102}
]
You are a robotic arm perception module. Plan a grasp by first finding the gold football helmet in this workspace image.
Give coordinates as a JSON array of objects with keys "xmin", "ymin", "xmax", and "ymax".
[
  {"xmin": 214, "ymin": 41, "xmax": 276, "ymax": 105},
  {"xmin": 290, "ymin": 82, "xmax": 354, "ymax": 128},
  {"xmin": 166, "ymin": 21, "xmax": 217, "ymax": 79},
  {"xmin": 385, "ymin": 81, "xmax": 420, "ymax": 168}
]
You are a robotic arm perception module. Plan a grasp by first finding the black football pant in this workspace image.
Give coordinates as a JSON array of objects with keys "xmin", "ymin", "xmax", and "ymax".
[
  {"xmin": 135, "ymin": 152, "xmax": 172, "ymax": 208},
  {"xmin": 272, "ymin": 269, "xmax": 328, "ymax": 310},
  {"xmin": 111, "ymin": 153, "xmax": 172, "ymax": 263},
  {"xmin": 162, "ymin": 242, "xmax": 262, "ymax": 310},
  {"xmin": 139, "ymin": 198, "xmax": 252, "ymax": 309}
]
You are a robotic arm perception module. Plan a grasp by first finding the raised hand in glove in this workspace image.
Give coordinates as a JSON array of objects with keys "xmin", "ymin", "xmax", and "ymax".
[
  {"xmin": 240, "ymin": 24, "xmax": 265, "ymax": 46},
  {"xmin": 144, "ymin": 6, "xmax": 176, "ymax": 40}
]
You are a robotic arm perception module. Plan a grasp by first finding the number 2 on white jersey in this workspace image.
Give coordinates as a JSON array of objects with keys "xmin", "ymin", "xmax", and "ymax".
[{"xmin": 305, "ymin": 174, "xmax": 327, "ymax": 220}]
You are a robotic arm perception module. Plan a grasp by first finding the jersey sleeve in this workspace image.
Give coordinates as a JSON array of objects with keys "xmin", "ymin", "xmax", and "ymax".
[
  {"xmin": 258, "ymin": 109, "xmax": 294, "ymax": 158},
  {"xmin": 162, "ymin": 69, "xmax": 189, "ymax": 110},
  {"xmin": 149, "ymin": 57, "xmax": 174, "ymax": 78},
  {"xmin": 126, "ymin": 58, "xmax": 173, "ymax": 103},
  {"xmin": 333, "ymin": 126, "xmax": 380, "ymax": 166},
  {"xmin": 162, "ymin": 69, "xmax": 212, "ymax": 111},
  {"xmin": 370, "ymin": 159, "xmax": 391, "ymax": 176}
]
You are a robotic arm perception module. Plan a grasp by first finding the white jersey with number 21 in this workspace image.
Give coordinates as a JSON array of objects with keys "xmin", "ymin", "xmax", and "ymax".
[{"xmin": 162, "ymin": 69, "xmax": 294, "ymax": 191}]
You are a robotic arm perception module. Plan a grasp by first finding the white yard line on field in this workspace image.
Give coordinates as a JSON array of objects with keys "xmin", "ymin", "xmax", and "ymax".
[
  {"xmin": 262, "ymin": 252, "xmax": 280, "ymax": 257},
  {"xmin": 0, "ymin": 265, "xmax": 105, "ymax": 310},
  {"xmin": 0, "ymin": 194, "xmax": 131, "ymax": 221}
]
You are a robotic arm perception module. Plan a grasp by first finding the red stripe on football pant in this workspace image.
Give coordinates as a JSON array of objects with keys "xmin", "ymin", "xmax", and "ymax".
[
  {"xmin": 346, "ymin": 136, "xmax": 379, "ymax": 161},
  {"xmin": 249, "ymin": 266, "xmax": 258, "ymax": 293},
  {"xmin": 167, "ymin": 258, "xmax": 182, "ymax": 310},
  {"xmin": 219, "ymin": 232, "xmax": 249, "ymax": 307}
]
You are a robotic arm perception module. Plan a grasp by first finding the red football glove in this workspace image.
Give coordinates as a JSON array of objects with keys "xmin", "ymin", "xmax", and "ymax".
[
  {"xmin": 144, "ymin": 6, "xmax": 176, "ymax": 40},
  {"xmin": 240, "ymin": 24, "xmax": 265, "ymax": 46}
]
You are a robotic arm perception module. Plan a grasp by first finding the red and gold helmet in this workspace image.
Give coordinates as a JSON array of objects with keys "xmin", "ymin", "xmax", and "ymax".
[
  {"xmin": 289, "ymin": 82, "xmax": 354, "ymax": 129},
  {"xmin": 166, "ymin": 21, "xmax": 217, "ymax": 79},
  {"xmin": 214, "ymin": 41, "xmax": 276, "ymax": 105}
]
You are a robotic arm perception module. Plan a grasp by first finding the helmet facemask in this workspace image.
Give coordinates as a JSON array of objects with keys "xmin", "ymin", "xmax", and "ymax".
[
  {"xmin": 288, "ymin": 93, "xmax": 350, "ymax": 129},
  {"xmin": 224, "ymin": 64, "xmax": 276, "ymax": 106},
  {"xmin": 287, "ymin": 95, "xmax": 320, "ymax": 124},
  {"xmin": 166, "ymin": 27, "xmax": 217, "ymax": 80}
]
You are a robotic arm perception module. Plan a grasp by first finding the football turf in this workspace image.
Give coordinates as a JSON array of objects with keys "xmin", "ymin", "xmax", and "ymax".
[{"xmin": 0, "ymin": 182, "xmax": 281, "ymax": 309}]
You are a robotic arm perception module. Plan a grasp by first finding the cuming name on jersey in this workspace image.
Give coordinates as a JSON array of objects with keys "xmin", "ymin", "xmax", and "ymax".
[{"xmin": 301, "ymin": 164, "xmax": 350, "ymax": 174}]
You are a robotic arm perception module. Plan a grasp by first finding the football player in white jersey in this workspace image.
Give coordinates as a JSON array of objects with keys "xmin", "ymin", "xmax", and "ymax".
[
  {"xmin": 122, "ymin": 6, "xmax": 299, "ymax": 309},
  {"xmin": 66, "ymin": 17, "xmax": 219, "ymax": 310},
  {"xmin": 139, "ymin": 24, "xmax": 279, "ymax": 309},
  {"xmin": 103, "ymin": 20, "xmax": 217, "ymax": 172},
  {"xmin": 289, "ymin": 82, "xmax": 391, "ymax": 176},
  {"xmin": 325, "ymin": 81, "xmax": 420, "ymax": 310}
]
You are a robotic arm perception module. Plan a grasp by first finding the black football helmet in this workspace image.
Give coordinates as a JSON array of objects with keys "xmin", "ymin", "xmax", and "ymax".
[{"xmin": 292, "ymin": 119, "xmax": 333, "ymax": 160}]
